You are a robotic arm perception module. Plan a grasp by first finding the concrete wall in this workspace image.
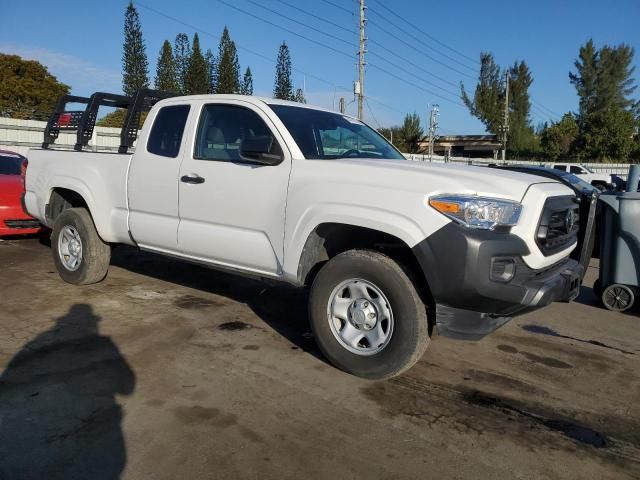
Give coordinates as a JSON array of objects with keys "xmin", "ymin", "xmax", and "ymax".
[{"xmin": 0, "ymin": 117, "xmax": 124, "ymax": 156}]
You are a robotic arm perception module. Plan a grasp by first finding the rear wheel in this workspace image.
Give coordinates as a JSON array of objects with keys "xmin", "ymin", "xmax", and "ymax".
[
  {"xmin": 309, "ymin": 250, "xmax": 430, "ymax": 379},
  {"xmin": 51, "ymin": 208, "xmax": 111, "ymax": 285},
  {"xmin": 601, "ymin": 284, "xmax": 635, "ymax": 312}
]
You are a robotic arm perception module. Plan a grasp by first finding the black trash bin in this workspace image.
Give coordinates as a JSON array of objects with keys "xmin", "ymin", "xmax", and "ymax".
[{"xmin": 595, "ymin": 165, "xmax": 640, "ymax": 312}]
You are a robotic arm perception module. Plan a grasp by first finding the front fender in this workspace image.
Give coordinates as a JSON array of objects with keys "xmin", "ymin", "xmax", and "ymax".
[{"xmin": 282, "ymin": 202, "xmax": 446, "ymax": 282}]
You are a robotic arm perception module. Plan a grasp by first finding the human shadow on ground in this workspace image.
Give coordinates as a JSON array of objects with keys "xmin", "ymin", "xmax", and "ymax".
[{"xmin": 0, "ymin": 304, "xmax": 135, "ymax": 480}]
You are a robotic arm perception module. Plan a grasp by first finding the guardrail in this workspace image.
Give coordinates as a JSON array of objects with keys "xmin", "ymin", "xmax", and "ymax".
[
  {"xmin": 403, "ymin": 153, "xmax": 633, "ymax": 178},
  {"xmin": 0, "ymin": 117, "xmax": 125, "ymax": 156}
]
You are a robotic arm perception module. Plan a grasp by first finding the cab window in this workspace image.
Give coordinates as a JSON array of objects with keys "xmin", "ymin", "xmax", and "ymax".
[{"xmin": 194, "ymin": 104, "xmax": 281, "ymax": 162}]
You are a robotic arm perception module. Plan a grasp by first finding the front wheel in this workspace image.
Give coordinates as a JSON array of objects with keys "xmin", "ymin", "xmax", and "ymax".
[
  {"xmin": 51, "ymin": 208, "xmax": 111, "ymax": 285},
  {"xmin": 309, "ymin": 250, "xmax": 430, "ymax": 379}
]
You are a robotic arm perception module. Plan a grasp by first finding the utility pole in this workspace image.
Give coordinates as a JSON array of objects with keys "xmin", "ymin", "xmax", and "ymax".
[
  {"xmin": 339, "ymin": 97, "xmax": 345, "ymax": 114},
  {"xmin": 356, "ymin": 0, "xmax": 366, "ymax": 120},
  {"xmin": 428, "ymin": 104, "xmax": 439, "ymax": 160},
  {"xmin": 501, "ymin": 71, "xmax": 510, "ymax": 162}
]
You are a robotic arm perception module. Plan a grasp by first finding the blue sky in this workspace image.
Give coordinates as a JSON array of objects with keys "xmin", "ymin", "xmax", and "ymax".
[{"xmin": 1, "ymin": 0, "xmax": 638, "ymax": 133}]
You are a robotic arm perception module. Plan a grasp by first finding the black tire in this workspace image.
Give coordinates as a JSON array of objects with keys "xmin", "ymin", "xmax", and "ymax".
[
  {"xmin": 309, "ymin": 250, "xmax": 430, "ymax": 379},
  {"xmin": 601, "ymin": 283, "xmax": 635, "ymax": 312},
  {"xmin": 51, "ymin": 208, "xmax": 111, "ymax": 285}
]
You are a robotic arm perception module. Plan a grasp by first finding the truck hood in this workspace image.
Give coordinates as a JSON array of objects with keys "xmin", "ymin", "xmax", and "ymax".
[{"xmin": 332, "ymin": 158, "xmax": 563, "ymax": 201}]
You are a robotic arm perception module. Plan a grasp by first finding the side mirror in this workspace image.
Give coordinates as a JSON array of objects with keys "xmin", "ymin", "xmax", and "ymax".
[{"xmin": 239, "ymin": 136, "xmax": 283, "ymax": 166}]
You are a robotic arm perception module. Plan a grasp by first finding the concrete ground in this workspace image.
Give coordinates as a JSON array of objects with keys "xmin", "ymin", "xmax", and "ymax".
[{"xmin": 0, "ymin": 238, "xmax": 639, "ymax": 480}]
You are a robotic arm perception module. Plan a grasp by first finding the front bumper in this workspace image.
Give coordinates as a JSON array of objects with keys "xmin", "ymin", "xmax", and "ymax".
[{"xmin": 413, "ymin": 223, "xmax": 583, "ymax": 340}]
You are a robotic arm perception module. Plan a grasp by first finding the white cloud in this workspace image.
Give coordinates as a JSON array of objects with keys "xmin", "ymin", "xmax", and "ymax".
[{"xmin": 0, "ymin": 44, "xmax": 121, "ymax": 95}]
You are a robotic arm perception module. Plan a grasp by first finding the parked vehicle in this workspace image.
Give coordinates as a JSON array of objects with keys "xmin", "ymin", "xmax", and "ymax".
[
  {"xmin": 0, "ymin": 150, "xmax": 44, "ymax": 237},
  {"xmin": 24, "ymin": 90, "xmax": 585, "ymax": 379},
  {"xmin": 551, "ymin": 163, "xmax": 612, "ymax": 190},
  {"xmin": 491, "ymin": 164, "xmax": 599, "ymax": 269}
]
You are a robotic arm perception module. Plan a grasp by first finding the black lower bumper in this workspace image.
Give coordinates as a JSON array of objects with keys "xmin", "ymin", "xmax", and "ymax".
[{"xmin": 413, "ymin": 223, "xmax": 583, "ymax": 340}]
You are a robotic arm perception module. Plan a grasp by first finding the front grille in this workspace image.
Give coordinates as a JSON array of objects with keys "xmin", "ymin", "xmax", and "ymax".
[
  {"xmin": 536, "ymin": 196, "xmax": 580, "ymax": 256},
  {"xmin": 4, "ymin": 219, "xmax": 41, "ymax": 229}
]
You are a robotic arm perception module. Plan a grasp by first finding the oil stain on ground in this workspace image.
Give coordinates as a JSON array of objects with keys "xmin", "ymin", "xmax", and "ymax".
[
  {"xmin": 522, "ymin": 325, "xmax": 636, "ymax": 355},
  {"xmin": 497, "ymin": 344, "xmax": 573, "ymax": 369},
  {"xmin": 462, "ymin": 391, "xmax": 608, "ymax": 448},
  {"xmin": 174, "ymin": 295, "xmax": 224, "ymax": 310},
  {"xmin": 360, "ymin": 376, "xmax": 634, "ymax": 457},
  {"xmin": 218, "ymin": 321, "xmax": 253, "ymax": 331}
]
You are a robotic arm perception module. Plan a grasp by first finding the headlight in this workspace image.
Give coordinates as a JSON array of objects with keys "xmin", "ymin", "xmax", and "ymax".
[{"xmin": 428, "ymin": 195, "xmax": 522, "ymax": 230}]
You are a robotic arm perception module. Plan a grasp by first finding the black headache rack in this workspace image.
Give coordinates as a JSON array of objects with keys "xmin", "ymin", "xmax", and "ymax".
[{"xmin": 42, "ymin": 89, "xmax": 177, "ymax": 153}]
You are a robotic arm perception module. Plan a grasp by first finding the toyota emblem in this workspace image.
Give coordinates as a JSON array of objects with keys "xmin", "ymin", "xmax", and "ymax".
[{"xmin": 564, "ymin": 209, "xmax": 577, "ymax": 233}]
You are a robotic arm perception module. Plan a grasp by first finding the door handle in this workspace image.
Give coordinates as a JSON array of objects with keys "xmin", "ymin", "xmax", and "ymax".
[{"xmin": 180, "ymin": 174, "xmax": 205, "ymax": 184}]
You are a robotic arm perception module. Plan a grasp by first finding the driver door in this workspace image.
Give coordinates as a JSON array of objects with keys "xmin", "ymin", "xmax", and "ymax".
[{"xmin": 177, "ymin": 100, "xmax": 291, "ymax": 276}]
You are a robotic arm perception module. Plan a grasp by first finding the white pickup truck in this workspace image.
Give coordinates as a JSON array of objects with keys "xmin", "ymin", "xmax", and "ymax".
[
  {"xmin": 551, "ymin": 163, "xmax": 613, "ymax": 190},
  {"xmin": 24, "ymin": 93, "xmax": 584, "ymax": 379}
]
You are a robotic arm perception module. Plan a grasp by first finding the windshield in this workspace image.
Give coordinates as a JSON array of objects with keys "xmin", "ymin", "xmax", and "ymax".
[
  {"xmin": 560, "ymin": 172, "xmax": 598, "ymax": 191},
  {"xmin": 0, "ymin": 154, "xmax": 24, "ymax": 175},
  {"xmin": 270, "ymin": 105, "xmax": 405, "ymax": 160},
  {"xmin": 582, "ymin": 165, "xmax": 594, "ymax": 173}
]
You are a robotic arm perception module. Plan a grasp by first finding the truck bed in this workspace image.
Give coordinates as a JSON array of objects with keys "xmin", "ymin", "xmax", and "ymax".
[{"xmin": 24, "ymin": 149, "xmax": 134, "ymax": 244}]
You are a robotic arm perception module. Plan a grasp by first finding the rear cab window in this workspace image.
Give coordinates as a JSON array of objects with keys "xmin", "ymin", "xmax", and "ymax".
[{"xmin": 147, "ymin": 105, "xmax": 191, "ymax": 158}]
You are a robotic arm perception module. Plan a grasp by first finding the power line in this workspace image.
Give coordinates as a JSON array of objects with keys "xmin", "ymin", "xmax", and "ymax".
[
  {"xmin": 368, "ymin": 0, "xmax": 479, "ymax": 66},
  {"xmin": 134, "ymin": 1, "xmax": 352, "ymax": 92},
  {"xmin": 368, "ymin": 40, "xmax": 459, "ymax": 89},
  {"xmin": 368, "ymin": 62, "xmax": 467, "ymax": 109},
  {"xmin": 247, "ymin": 0, "xmax": 464, "ymax": 107},
  {"xmin": 319, "ymin": 0, "xmax": 355, "ymax": 15},
  {"xmin": 366, "ymin": 97, "xmax": 406, "ymax": 116},
  {"xmin": 275, "ymin": 0, "xmax": 355, "ymax": 36},
  {"xmin": 364, "ymin": 98, "xmax": 383, "ymax": 129},
  {"xmin": 531, "ymin": 99, "xmax": 561, "ymax": 119},
  {"xmin": 215, "ymin": 0, "xmax": 354, "ymax": 60},
  {"xmin": 246, "ymin": 0, "xmax": 353, "ymax": 47},
  {"xmin": 367, "ymin": 18, "xmax": 476, "ymax": 81},
  {"xmin": 368, "ymin": 51, "xmax": 461, "ymax": 99},
  {"xmin": 367, "ymin": 7, "xmax": 477, "ymax": 75}
]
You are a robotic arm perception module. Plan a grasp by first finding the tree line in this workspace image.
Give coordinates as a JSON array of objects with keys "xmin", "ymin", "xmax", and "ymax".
[
  {"xmin": 460, "ymin": 41, "xmax": 639, "ymax": 162},
  {"xmin": 380, "ymin": 40, "xmax": 639, "ymax": 163},
  {"xmin": 121, "ymin": 2, "xmax": 305, "ymax": 101}
]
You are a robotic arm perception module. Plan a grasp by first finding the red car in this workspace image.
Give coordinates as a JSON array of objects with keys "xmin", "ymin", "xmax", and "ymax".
[{"xmin": 0, "ymin": 150, "xmax": 45, "ymax": 237}]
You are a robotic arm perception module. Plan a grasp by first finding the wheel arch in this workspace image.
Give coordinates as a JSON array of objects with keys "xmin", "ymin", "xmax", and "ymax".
[{"xmin": 296, "ymin": 222, "xmax": 434, "ymax": 311}]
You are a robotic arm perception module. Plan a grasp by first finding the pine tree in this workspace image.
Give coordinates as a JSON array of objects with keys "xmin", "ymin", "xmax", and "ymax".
[
  {"xmin": 569, "ymin": 40, "xmax": 599, "ymax": 118},
  {"xmin": 205, "ymin": 48, "xmax": 217, "ymax": 94},
  {"xmin": 174, "ymin": 33, "xmax": 191, "ymax": 94},
  {"xmin": 397, "ymin": 113, "xmax": 424, "ymax": 154},
  {"xmin": 508, "ymin": 61, "xmax": 536, "ymax": 156},
  {"xmin": 294, "ymin": 88, "xmax": 306, "ymax": 103},
  {"xmin": 184, "ymin": 33, "xmax": 209, "ymax": 95},
  {"xmin": 216, "ymin": 27, "xmax": 241, "ymax": 94},
  {"xmin": 460, "ymin": 53, "xmax": 504, "ymax": 135},
  {"xmin": 241, "ymin": 67, "xmax": 253, "ymax": 95},
  {"xmin": 122, "ymin": 1, "xmax": 149, "ymax": 96},
  {"xmin": 274, "ymin": 42, "xmax": 294, "ymax": 100},
  {"xmin": 155, "ymin": 40, "xmax": 178, "ymax": 93},
  {"xmin": 570, "ymin": 40, "xmax": 638, "ymax": 160}
]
